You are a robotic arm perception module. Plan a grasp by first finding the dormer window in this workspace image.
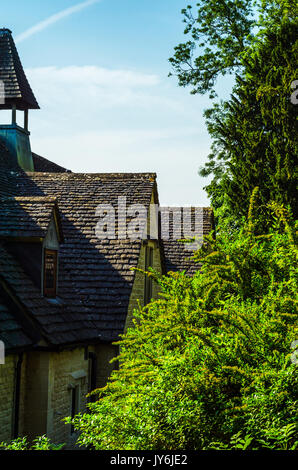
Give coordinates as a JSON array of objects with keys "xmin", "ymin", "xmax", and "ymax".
[{"xmin": 43, "ymin": 249, "xmax": 58, "ymax": 297}]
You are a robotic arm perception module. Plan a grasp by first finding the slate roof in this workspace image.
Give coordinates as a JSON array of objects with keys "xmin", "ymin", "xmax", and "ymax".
[
  {"xmin": 0, "ymin": 27, "xmax": 215, "ymax": 353},
  {"xmin": 0, "ymin": 135, "xmax": 215, "ymax": 349},
  {"xmin": 0, "ymin": 170, "xmax": 156, "ymax": 346},
  {"xmin": 0, "ymin": 28, "xmax": 39, "ymax": 110},
  {"xmin": 0, "ymin": 298, "xmax": 33, "ymax": 351},
  {"xmin": 0, "ymin": 278, "xmax": 38, "ymax": 351},
  {"xmin": 0, "ymin": 196, "xmax": 62, "ymax": 239},
  {"xmin": 0, "ymin": 165, "xmax": 215, "ymax": 348},
  {"xmin": 0, "ymin": 242, "xmax": 77, "ymax": 346},
  {"xmin": 32, "ymin": 153, "xmax": 70, "ymax": 173},
  {"xmin": 161, "ymin": 207, "xmax": 214, "ymax": 276}
]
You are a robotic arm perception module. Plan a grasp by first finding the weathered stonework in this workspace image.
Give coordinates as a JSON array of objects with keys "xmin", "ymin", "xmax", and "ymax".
[
  {"xmin": 90, "ymin": 344, "xmax": 119, "ymax": 389},
  {"xmin": 125, "ymin": 240, "xmax": 162, "ymax": 333},
  {"xmin": 0, "ymin": 355, "xmax": 16, "ymax": 442},
  {"xmin": 0, "ymin": 345, "xmax": 120, "ymax": 447},
  {"xmin": 22, "ymin": 348, "xmax": 88, "ymax": 446},
  {"xmin": 125, "ymin": 189, "xmax": 163, "ymax": 332}
]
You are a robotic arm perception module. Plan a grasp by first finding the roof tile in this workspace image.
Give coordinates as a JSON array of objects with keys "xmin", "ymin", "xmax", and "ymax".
[{"xmin": 0, "ymin": 29, "xmax": 39, "ymax": 110}]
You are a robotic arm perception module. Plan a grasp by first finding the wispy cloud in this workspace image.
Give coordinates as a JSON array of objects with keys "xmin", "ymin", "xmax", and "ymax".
[
  {"xmin": 15, "ymin": 0, "xmax": 101, "ymax": 44},
  {"xmin": 25, "ymin": 64, "xmax": 206, "ymax": 135},
  {"xmin": 25, "ymin": 64, "xmax": 210, "ymax": 206},
  {"xmin": 25, "ymin": 65, "xmax": 162, "ymax": 111}
]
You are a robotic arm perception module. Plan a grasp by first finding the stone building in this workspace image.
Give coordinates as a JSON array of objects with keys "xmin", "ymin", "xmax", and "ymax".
[{"xmin": 0, "ymin": 28, "xmax": 214, "ymax": 446}]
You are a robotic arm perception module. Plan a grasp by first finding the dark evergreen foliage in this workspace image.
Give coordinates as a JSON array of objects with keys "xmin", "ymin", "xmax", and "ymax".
[
  {"xmin": 170, "ymin": 1, "xmax": 298, "ymax": 226},
  {"xmin": 200, "ymin": 18, "xmax": 297, "ymax": 225}
]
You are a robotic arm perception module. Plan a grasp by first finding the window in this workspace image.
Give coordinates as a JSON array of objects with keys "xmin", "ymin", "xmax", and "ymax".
[
  {"xmin": 144, "ymin": 245, "xmax": 153, "ymax": 305},
  {"xmin": 70, "ymin": 385, "xmax": 79, "ymax": 434},
  {"xmin": 43, "ymin": 249, "xmax": 57, "ymax": 297}
]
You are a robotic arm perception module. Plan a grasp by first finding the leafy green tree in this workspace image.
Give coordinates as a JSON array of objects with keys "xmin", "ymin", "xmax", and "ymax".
[
  {"xmin": 169, "ymin": 1, "xmax": 296, "ymax": 96},
  {"xmin": 170, "ymin": 1, "xmax": 298, "ymax": 226},
  {"xmin": 169, "ymin": 0, "xmax": 257, "ymax": 97},
  {"xmin": 66, "ymin": 194, "xmax": 298, "ymax": 450}
]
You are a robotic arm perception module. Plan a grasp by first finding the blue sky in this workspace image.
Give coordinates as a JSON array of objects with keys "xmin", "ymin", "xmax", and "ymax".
[{"xmin": 3, "ymin": 0, "xmax": 234, "ymax": 206}]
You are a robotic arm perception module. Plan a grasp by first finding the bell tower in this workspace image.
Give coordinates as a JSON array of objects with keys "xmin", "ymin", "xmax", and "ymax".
[{"xmin": 0, "ymin": 28, "xmax": 39, "ymax": 171}]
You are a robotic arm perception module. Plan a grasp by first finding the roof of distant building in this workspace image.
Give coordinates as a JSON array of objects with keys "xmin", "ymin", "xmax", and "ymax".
[
  {"xmin": 32, "ymin": 153, "xmax": 71, "ymax": 173},
  {"xmin": 160, "ymin": 206, "xmax": 214, "ymax": 276}
]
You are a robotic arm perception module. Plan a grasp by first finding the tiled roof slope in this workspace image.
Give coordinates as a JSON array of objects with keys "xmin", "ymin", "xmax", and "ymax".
[
  {"xmin": 0, "ymin": 29, "xmax": 39, "ymax": 110},
  {"xmin": 0, "ymin": 140, "xmax": 70, "ymax": 174},
  {"xmin": 0, "ymin": 241, "xmax": 103, "ymax": 346},
  {"xmin": 0, "ymin": 171, "xmax": 156, "ymax": 344},
  {"xmin": 0, "ymin": 196, "xmax": 61, "ymax": 239},
  {"xmin": 0, "ymin": 283, "xmax": 33, "ymax": 351},
  {"xmin": 32, "ymin": 153, "xmax": 70, "ymax": 173},
  {"xmin": 0, "ymin": 141, "xmax": 70, "ymax": 196},
  {"xmin": 0, "ymin": 141, "xmax": 213, "ymax": 346},
  {"xmin": 0, "ymin": 140, "xmax": 16, "ymax": 196},
  {"xmin": 161, "ymin": 207, "xmax": 214, "ymax": 276}
]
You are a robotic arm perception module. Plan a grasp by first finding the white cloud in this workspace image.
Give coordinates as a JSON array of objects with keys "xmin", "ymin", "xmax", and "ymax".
[
  {"xmin": 15, "ymin": 0, "xmax": 101, "ymax": 44},
  {"xmin": 26, "ymin": 66, "xmax": 160, "ymax": 117},
  {"xmin": 26, "ymin": 66, "xmax": 160, "ymax": 89},
  {"xmin": 26, "ymin": 66, "xmax": 160, "ymax": 110},
  {"xmin": 24, "ymin": 64, "xmax": 211, "ymax": 206},
  {"xmin": 25, "ymin": 65, "xmax": 199, "ymax": 128}
]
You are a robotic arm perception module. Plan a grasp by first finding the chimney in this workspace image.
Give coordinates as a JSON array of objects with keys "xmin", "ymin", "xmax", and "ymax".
[{"xmin": 0, "ymin": 28, "xmax": 39, "ymax": 171}]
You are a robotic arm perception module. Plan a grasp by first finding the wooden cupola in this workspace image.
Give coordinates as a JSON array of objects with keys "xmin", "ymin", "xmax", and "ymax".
[{"xmin": 0, "ymin": 28, "xmax": 39, "ymax": 171}]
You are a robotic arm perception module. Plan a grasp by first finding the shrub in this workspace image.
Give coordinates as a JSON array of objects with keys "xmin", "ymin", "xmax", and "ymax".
[{"xmin": 67, "ymin": 195, "xmax": 298, "ymax": 450}]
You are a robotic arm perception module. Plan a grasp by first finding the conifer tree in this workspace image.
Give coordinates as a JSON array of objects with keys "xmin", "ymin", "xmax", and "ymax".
[
  {"xmin": 200, "ymin": 17, "xmax": 297, "ymax": 224},
  {"xmin": 170, "ymin": 1, "xmax": 298, "ymax": 226}
]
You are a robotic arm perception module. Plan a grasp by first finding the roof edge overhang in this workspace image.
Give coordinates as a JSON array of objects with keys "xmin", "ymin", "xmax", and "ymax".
[
  {"xmin": 31, "ymin": 335, "xmax": 119, "ymax": 353},
  {"xmin": 0, "ymin": 98, "xmax": 40, "ymax": 111},
  {"xmin": 0, "ymin": 235, "xmax": 44, "ymax": 242},
  {"xmin": 0, "ymin": 276, "xmax": 47, "ymax": 347}
]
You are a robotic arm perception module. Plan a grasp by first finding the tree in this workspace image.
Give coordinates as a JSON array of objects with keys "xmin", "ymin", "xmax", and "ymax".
[
  {"xmin": 170, "ymin": 1, "xmax": 298, "ymax": 226},
  {"xmin": 169, "ymin": 0, "xmax": 256, "ymax": 97},
  {"xmin": 169, "ymin": 1, "xmax": 296, "ymax": 96},
  {"xmin": 201, "ymin": 18, "xmax": 298, "ymax": 224},
  {"xmin": 66, "ymin": 195, "xmax": 298, "ymax": 450}
]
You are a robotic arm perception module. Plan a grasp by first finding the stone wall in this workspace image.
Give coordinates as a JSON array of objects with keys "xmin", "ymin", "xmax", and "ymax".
[
  {"xmin": 125, "ymin": 187, "xmax": 163, "ymax": 332},
  {"xmin": 90, "ymin": 344, "xmax": 119, "ymax": 389},
  {"xmin": 0, "ymin": 354, "xmax": 15, "ymax": 442},
  {"xmin": 47, "ymin": 348, "xmax": 89, "ymax": 446},
  {"xmin": 0, "ymin": 353, "xmax": 27, "ymax": 443},
  {"xmin": 0, "ymin": 344, "xmax": 119, "ymax": 447},
  {"xmin": 125, "ymin": 239, "xmax": 162, "ymax": 333}
]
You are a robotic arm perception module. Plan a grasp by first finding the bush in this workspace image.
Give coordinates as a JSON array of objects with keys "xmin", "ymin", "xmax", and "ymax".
[
  {"xmin": 67, "ymin": 195, "xmax": 298, "ymax": 450},
  {"xmin": 0, "ymin": 436, "xmax": 65, "ymax": 450}
]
